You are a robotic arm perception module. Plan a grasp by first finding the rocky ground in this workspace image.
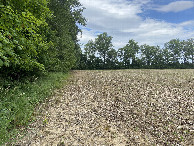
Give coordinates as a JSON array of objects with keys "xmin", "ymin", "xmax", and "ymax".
[{"xmin": 15, "ymin": 70, "xmax": 194, "ymax": 145}]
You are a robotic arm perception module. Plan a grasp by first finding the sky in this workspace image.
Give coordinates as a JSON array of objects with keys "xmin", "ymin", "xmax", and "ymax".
[{"xmin": 78, "ymin": 0, "xmax": 194, "ymax": 50}]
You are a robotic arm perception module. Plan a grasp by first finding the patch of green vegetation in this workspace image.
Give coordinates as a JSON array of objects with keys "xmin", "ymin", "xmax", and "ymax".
[
  {"xmin": 0, "ymin": 72, "xmax": 70, "ymax": 145},
  {"xmin": 57, "ymin": 141, "xmax": 65, "ymax": 146}
]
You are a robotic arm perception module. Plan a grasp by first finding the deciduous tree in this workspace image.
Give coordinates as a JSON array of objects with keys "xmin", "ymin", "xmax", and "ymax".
[
  {"xmin": 94, "ymin": 32, "xmax": 113, "ymax": 68},
  {"xmin": 118, "ymin": 39, "xmax": 139, "ymax": 68}
]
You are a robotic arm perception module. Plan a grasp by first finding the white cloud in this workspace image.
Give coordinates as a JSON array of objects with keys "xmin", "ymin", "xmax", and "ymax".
[
  {"xmin": 179, "ymin": 20, "xmax": 194, "ymax": 27},
  {"xmin": 123, "ymin": 19, "xmax": 194, "ymax": 45},
  {"xmin": 80, "ymin": 0, "xmax": 143, "ymax": 30},
  {"xmin": 78, "ymin": 0, "xmax": 194, "ymax": 49},
  {"xmin": 153, "ymin": 1, "xmax": 194, "ymax": 13},
  {"xmin": 78, "ymin": 29, "xmax": 97, "ymax": 50}
]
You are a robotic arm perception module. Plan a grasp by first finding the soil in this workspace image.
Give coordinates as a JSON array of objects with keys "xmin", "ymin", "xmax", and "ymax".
[{"xmin": 15, "ymin": 70, "xmax": 194, "ymax": 145}]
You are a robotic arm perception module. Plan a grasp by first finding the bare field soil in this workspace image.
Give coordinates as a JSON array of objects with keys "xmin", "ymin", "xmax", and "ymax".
[{"xmin": 16, "ymin": 70, "xmax": 193, "ymax": 145}]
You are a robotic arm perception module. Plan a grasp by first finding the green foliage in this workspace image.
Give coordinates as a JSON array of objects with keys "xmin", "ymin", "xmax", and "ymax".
[
  {"xmin": 106, "ymin": 48, "xmax": 118, "ymax": 69},
  {"xmin": 79, "ymin": 33, "xmax": 194, "ymax": 69},
  {"xmin": 164, "ymin": 39, "xmax": 182, "ymax": 64},
  {"xmin": 79, "ymin": 32, "xmax": 115, "ymax": 69},
  {"xmin": 83, "ymin": 40, "xmax": 99, "ymax": 69},
  {"xmin": 0, "ymin": 2, "xmax": 51, "ymax": 76},
  {"xmin": 44, "ymin": 0, "xmax": 86, "ymax": 72},
  {"xmin": 182, "ymin": 38, "xmax": 194, "ymax": 64},
  {"xmin": 118, "ymin": 39, "xmax": 139, "ymax": 68},
  {"xmin": 95, "ymin": 32, "xmax": 113, "ymax": 67},
  {"xmin": 140, "ymin": 44, "xmax": 159, "ymax": 67},
  {"xmin": 0, "ymin": 0, "xmax": 86, "ymax": 143},
  {"xmin": 0, "ymin": 0, "xmax": 88, "ymax": 144},
  {"xmin": 0, "ymin": 0, "xmax": 86, "ymax": 77},
  {"xmin": 0, "ymin": 72, "xmax": 70, "ymax": 145},
  {"xmin": 3, "ymin": 0, "xmax": 51, "ymax": 19}
]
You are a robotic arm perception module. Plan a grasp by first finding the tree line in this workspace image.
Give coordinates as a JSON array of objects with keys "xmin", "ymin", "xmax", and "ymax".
[
  {"xmin": 0, "ymin": 0, "xmax": 86, "ymax": 79},
  {"xmin": 0, "ymin": 0, "xmax": 193, "ymax": 80},
  {"xmin": 78, "ymin": 32, "xmax": 194, "ymax": 69}
]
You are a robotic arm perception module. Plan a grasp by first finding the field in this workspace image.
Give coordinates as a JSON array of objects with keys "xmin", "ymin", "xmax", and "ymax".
[{"xmin": 15, "ymin": 70, "xmax": 193, "ymax": 145}]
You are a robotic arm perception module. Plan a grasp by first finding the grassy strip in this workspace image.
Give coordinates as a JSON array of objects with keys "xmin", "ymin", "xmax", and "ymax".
[{"xmin": 0, "ymin": 72, "xmax": 70, "ymax": 145}]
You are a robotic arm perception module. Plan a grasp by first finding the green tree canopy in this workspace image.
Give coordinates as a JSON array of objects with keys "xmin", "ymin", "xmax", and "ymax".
[
  {"xmin": 182, "ymin": 38, "xmax": 194, "ymax": 64},
  {"xmin": 94, "ymin": 32, "xmax": 113, "ymax": 68},
  {"xmin": 43, "ymin": 0, "xmax": 86, "ymax": 72},
  {"xmin": 0, "ymin": 0, "xmax": 51, "ymax": 78},
  {"xmin": 164, "ymin": 39, "xmax": 182, "ymax": 64},
  {"xmin": 118, "ymin": 39, "xmax": 139, "ymax": 68}
]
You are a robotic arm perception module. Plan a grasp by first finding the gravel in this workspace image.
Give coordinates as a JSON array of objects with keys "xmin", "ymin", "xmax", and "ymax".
[{"xmin": 15, "ymin": 69, "xmax": 194, "ymax": 145}]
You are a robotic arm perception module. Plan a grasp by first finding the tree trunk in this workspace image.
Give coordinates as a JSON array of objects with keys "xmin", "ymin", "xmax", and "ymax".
[
  {"xmin": 132, "ymin": 57, "xmax": 135, "ymax": 67},
  {"xmin": 103, "ymin": 53, "xmax": 106, "ymax": 69}
]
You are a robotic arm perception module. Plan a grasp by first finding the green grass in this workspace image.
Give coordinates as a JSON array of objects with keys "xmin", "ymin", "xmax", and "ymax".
[{"xmin": 0, "ymin": 72, "xmax": 70, "ymax": 145}]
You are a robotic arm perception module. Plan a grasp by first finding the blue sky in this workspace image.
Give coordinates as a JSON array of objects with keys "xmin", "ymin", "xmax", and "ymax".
[
  {"xmin": 143, "ymin": 0, "xmax": 194, "ymax": 23},
  {"xmin": 78, "ymin": 0, "xmax": 194, "ymax": 49}
]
